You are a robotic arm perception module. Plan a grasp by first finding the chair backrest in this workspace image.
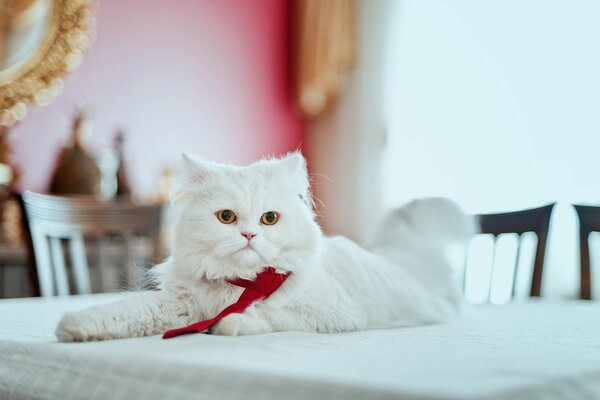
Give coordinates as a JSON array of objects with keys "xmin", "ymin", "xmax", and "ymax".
[
  {"xmin": 573, "ymin": 204, "xmax": 599, "ymax": 300},
  {"xmin": 21, "ymin": 191, "xmax": 164, "ymax": 297},
  {"xmin": 469, "ymin": 203, "xmax": 555, "ymax": 302}
]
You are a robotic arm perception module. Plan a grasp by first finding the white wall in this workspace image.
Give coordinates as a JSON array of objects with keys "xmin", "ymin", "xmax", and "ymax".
[{"xmin": 383, "ymin": 0, "xmax": 600, "ymax": 298}]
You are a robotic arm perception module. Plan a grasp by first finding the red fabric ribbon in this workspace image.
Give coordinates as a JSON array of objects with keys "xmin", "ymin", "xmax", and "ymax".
[{"xmin": 162, "ymin": 267, "xmax": 290, "ymax": 339}]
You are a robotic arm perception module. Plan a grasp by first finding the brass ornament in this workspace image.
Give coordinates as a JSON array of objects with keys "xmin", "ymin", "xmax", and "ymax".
[{"xmin": 0, "ymin": 0, "xmax": 94, "ymax": 127}]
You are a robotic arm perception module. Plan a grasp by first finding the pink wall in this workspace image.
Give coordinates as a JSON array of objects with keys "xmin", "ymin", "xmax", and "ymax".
[{"xmin": 9, "ymin": 0, "xmax": 303, "ymax": 196}]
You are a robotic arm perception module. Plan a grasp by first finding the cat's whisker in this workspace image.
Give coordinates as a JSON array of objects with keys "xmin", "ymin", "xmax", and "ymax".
[
  {"xmin": 308, "ymin": 172, "xmax": 333, "ymax": 183},
  {"xmin": 311, "ymin": 194, "xmax": 325, "ymax": 210}
]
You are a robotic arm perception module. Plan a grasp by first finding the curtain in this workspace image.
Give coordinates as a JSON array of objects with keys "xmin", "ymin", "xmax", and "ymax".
[
  {"xmin": 303, "ymin": 1, "xmax": 390, "ymax": 243},
  {"xmin": 292, "ymin": 0, "xmax": 357, "ymax": 118}
]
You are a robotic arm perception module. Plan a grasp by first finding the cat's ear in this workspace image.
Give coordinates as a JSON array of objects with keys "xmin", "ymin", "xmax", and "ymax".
[
  {"xmin": 279, "ymin": 151, "xmax": 308, "ymax": 179},
  {"xmin": 181, "ymin": 153, "xmax": 213, "ymax": 177},
  {"xmin": 170, "ymin": 153, "xmax": 214, "ymax": 204},
  {"xmin": 279, "ymin": 152, "xmax": 312, "ymax": 205}
]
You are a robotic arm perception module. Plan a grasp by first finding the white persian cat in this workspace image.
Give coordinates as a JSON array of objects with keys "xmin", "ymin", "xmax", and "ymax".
[{"xmin": 56, "ymin": 153, "xmax": 475, "ymax": 341}]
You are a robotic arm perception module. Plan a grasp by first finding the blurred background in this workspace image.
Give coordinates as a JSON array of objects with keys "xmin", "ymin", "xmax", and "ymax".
[{"xmin": 1, "ymin": 0, "xmax": 599, "ymax": 301}]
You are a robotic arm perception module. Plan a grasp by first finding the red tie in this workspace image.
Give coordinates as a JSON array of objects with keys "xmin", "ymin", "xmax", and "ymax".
[{"xmin": 162, "ymin": 267, "xmax": 290, "ymax": 339}]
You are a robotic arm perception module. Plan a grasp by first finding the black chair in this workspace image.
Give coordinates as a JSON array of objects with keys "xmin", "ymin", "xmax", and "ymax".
[
  {"xmin": 572, "ymin": 205, "xmax": 600, "ymax": 300},
  {"xmin": 470, "ymin": 203, "xmax": 555, "ymax": 301}
]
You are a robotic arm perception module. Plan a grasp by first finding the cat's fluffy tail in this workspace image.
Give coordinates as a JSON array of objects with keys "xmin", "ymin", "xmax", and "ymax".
[
  {"xmin": 367, "ymin": 197, "xmax": 476, "ymax": 308},
  {"xmin": 368, "ymin": 197, "xmax": 476, "ymax": 253}
]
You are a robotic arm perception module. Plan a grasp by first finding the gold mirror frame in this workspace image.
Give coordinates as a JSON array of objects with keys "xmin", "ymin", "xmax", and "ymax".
[{"xmin": 0, "ymin": 0, "xmax": 94, "ymax": 127}]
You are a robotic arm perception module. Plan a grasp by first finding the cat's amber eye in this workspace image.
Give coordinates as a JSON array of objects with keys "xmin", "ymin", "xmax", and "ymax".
[
  {"xmin": 261, "ymin": 211, "xmax": 279, "ymax": 225},
  {"xmin": 216, "ymin": 209, "xmax": 236, "ymax": 224}
]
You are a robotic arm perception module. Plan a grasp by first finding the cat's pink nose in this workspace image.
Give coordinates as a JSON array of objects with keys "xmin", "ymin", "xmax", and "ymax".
[{"xmin": 241, "ymin": 232, "xmax": 257, "ymax": 241}]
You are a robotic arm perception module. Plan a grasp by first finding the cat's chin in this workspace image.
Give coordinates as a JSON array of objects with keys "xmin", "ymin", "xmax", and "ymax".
[
  {"xmin": 235, "ymin": 245, "xmax": 258, "ymax": 254},
  {"xmin": 202, "ymin": 251, "xmax": 270, "ymax": 281},
  {"xmin": 205, "ymin": 264, "xmax": 267, "ymax": 281},
  {"xmin": 231, "ymin": 247, "xmax": 262, "ymax": 263}
]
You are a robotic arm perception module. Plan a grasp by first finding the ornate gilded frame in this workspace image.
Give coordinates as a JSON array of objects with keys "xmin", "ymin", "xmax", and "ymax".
[{"xmin": 0, "ymin": 0, "xmax": 94, "ymax": 126}]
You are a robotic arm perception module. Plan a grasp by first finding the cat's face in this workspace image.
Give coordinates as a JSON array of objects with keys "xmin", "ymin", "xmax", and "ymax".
[{"xmin": 170, "ymin": 153, "xmax": 321, "ymax": 281}]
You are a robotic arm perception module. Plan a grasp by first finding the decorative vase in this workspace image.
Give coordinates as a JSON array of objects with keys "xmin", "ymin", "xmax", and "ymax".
[{"xmin": 49, "ymin": 110, "xmax": 101, "ymax": 195}]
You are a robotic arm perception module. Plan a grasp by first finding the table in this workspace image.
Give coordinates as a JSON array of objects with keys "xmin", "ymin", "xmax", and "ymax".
[{"xmin": 0, "ymin": 294, "xmax": 599, "ymax": 400}]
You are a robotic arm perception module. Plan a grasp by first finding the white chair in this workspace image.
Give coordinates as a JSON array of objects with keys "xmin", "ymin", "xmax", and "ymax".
[{"xmin": 21, "ymin": 191, "xmax": 164, "ymax": 296}]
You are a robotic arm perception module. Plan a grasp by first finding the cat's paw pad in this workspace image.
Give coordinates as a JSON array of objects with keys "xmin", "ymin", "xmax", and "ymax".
[
  {"xmin": 55, "ymin": 312, "xmax": 105, "ymax": 342},
  {"xmin": 211, "ymin": 313, "xmax": 265, "ymax": 336}
]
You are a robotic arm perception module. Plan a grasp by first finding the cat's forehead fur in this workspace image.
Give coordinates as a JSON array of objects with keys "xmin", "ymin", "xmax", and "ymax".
[{"xmin": 176, "ymin": 152, "xmax": 309, "ymax": 206}]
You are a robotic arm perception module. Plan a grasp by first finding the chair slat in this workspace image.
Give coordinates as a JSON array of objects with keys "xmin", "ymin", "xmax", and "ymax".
[
  {"xmin": 30, "ymin": 226, "xmax": 55, "ymax": 296},
  {"xmin": 123, "ymin": 232, "xmax": 137, "ymax": 289},
  {"xmin": 95, "ymin": 236, "xmax": 110, "ymax": 293},
  {"xmin": 511, "ymin": 234, "xmax": 522, "ymax": 299},
  {"xmin": 49, "ymin": 237, "xmax": 69, "ymax": 296},
  {"xmin": 486, "ymin": 235, "xmax": 498, "ymax": 303},
  {"xmin": 69, "ymin": 233, "xmax": 91, "ymax": 294}
]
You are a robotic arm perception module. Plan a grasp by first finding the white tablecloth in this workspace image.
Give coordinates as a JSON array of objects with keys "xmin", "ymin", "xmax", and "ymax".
[{"xmin": 0, "ymin": 294, "xmax": 599, "ymax": 400}]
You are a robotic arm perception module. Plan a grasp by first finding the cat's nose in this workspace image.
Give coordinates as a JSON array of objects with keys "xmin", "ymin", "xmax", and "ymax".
[{"xmin": 241, "ymin": 232, "xmax": 257, "ymax": 241}]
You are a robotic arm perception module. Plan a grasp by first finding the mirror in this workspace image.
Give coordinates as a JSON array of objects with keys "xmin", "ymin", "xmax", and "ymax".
[
  {"xmin": 0, "ymin": 0, "xmax": 93, "ymax": 126},
  {"xmin": 0, "ymin": 0, "xmax": 53, "ymax": 82}
]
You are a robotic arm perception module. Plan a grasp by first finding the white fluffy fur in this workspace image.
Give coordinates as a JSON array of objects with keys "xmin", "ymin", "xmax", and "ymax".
[{"xmin": 55, "ymin": 153, "xmax": 475, "ymax": 341}]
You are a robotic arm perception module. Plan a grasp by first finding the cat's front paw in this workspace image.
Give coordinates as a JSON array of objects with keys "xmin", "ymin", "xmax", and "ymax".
[
  {"xmin": 211, "ymin": 313, "xmax": 269, "ymax": 336},
  {"xmin": 55, "ymin": 311, "xmax": 107, "ymax": 342}
]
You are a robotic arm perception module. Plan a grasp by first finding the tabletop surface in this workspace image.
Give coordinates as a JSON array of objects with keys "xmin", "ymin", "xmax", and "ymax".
[{"xmin": 0, "ymin": 293, "xmax": 599, "ymax": 400}]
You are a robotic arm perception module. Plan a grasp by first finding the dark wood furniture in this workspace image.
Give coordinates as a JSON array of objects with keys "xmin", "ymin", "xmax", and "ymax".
[
  {"xmin": 474, "ymin": 203, "xmax": 555, "ymax": 300},
  {"xmin": 0, "ymin": 241, "xmax": 28, "ymax": 298},
  {"xmin": 0, "ymin": 188, "xmax": 31, "ymax": 298},
  {"xmin": 20, "ymin": 191, "xmax": 164, "ymax": 297},
  {"xmin": 572, "ymin": 204, "xmax": 600, "ymax": 300}
]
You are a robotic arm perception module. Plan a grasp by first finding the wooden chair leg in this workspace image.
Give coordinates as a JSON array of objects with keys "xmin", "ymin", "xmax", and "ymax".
[
  {"xmin": 15, "ymin": 194, "xmax": 40, "ymax": 297},
  {"xmin": 530, "ymin": 233, "xmax": 547, "ymax": 297},
  {"xmin": 579, "ymin": 230, "xmax": 592, "ymax": 300}
]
